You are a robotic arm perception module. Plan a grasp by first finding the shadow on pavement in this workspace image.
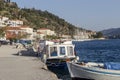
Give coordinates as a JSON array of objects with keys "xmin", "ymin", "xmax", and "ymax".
[
  {"xmin": 13, "ymin": 48, "xmax": 37, "ymax": 57},
  {"xmin": 47, "ymin": 66, "xmax": 71, "ymax": 80}
]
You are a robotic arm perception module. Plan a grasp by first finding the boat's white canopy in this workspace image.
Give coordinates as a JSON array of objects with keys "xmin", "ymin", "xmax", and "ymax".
[
  {"xmin": 42, "ymin": 40, "xmax": 73, "ymax": 45},
  {"xmin": 39, "ymin": 40, "xmax": 76, "ymax": 59}
]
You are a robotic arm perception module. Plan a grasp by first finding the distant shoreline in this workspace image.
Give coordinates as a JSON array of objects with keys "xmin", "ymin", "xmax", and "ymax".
[{"xmin": 72, "ymin": 38, "xmax": 106, "ymax": 42}]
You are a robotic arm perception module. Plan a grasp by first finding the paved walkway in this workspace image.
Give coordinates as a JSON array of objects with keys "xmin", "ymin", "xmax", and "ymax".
[{"xmin": 0, "ymin": 45, "xmax": 58, "ymax": 80}]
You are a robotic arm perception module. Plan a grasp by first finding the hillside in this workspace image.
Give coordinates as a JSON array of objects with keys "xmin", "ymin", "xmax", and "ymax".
[
  {"xmin": 101, "ymin": 28, "xmax": 120, "ymax": 39},
  {"xmin": 0, "ymin": 0, "xmax": 94, "ymax": 38}
]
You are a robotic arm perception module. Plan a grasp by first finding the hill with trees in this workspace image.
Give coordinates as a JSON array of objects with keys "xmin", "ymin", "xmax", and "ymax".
[
  {"xmin": 0, "ymin": 0, "xmax": 96, "ymax": 38},
  {"xmin": 101, "ymin": 28, "xmax": 120, "ymax": 39}
]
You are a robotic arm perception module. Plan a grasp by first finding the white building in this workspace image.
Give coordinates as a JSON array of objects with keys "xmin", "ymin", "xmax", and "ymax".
[
  {"xmin": 37, "ymin": 28, "xmax": 56, "ymax": 36},
  {"xmin": 0, "ymin": 16, "xmax": 23, "ymax": 27},
  {"xmin": 36, "ymin": 28, "xmax": 56, "ymax": 39},
  {"xmin": 5, "ymin": 26, "xmax": 34, "ymax": 40},
  {"xmin": 20, "ymin": 26, "xmax": 34, "ymax": 40},
  {"xmin": 36, "ymin": 32, "xmax": 45, "ymax": 40},
  {"xmin": 7, "ymin": 20, "xmax": 23, "ymax": 27},
  {"xmin": 61, "ymin": 35, "xmax": 71, "ymax": 40},
  {"xmin": 0, "ymin": 16, "xmax": 9, "ymax": 27}
]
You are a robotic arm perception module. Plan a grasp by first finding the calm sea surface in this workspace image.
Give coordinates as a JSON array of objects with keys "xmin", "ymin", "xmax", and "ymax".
[{"xmin": 73, "ymin": 39, "xmax": 120, "ymax": 62}]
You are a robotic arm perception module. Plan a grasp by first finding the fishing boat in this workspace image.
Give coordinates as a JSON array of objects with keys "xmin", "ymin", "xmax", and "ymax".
[
  {"xmin": 39, "ymin": 40, "xmax": 77, "ymax": 68},
  {"xmin": 67, "ymin": 62, "xmax": 120, "ymax": 80}
]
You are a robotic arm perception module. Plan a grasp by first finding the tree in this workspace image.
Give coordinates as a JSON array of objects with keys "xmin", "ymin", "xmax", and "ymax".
[
  {"xmin": 96, "ymin": 32, "xmax": 103, "ymax": 38},
  {"xmin": 0, "ymin": 27, "xmax": 6, "ymax": 38},
  {"xmin": 92, "ymin": 32, "xmax": 103, "ymax": 38},
  {"xmin": 45, "ymin": 35, "xmax": 59, "ymax": 40}
]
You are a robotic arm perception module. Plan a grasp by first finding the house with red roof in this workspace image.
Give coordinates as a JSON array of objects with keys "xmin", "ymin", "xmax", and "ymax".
[
  {"xmin": 5, "ymin": 27, "xmax": 23, "ymax": 39},
  {"xmin": 37, "ymin": 28, "xmax": 56, "ymax": 39},
  {"xmin": 37, "ymin": 28, "xmax": 55, "ymax": 35},
  {"xmin": 20, "ymin": 26, "xmax": 34, "ymax": 40},
  {"xmin": 5, "ymin": 26, "xmax": 34, "ymax": 40}
]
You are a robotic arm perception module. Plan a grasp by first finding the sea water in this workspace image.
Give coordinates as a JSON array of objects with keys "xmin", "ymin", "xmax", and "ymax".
[{"xmin": 73, "ymin": 39, "xmax": 120, "ymax": 62}]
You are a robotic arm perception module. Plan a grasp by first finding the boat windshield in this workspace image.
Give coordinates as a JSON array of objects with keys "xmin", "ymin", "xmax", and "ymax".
[
  {"xmin": 67, "ymin": 46, "xmax": 74, "ymax": 56},
  {"xmin": 50, "ymin": 47, "xmax": 58, "ymax": 56},
  {"xmin": 49, "ymin": 45, "xmax": 74, "ymax": 57},
  {"xmin": 60, "ymin": 47, "xmax": 65, "ymax": 55}
]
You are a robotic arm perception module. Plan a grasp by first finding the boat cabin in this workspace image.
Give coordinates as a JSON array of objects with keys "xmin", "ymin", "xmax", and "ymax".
[
  {"xmin": 47, "ymin": 44, "xmax": 75, "ymax": 59},
  {"xmin": 39, "ymin": 40, "xmax": 76, "ymax": 66},
  {"xmin": 39, "ymin": 40, "xmax": 76, "ymax": 59}
]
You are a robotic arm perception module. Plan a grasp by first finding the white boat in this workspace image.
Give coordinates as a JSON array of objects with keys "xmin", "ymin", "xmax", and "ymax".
[
  {"xmin": 39, "ymin": 40, "xmax": 77, "ymax": 67},
  {"xmin": 67, "ymin": 62, "xmax": 120, "ymax": 80}
]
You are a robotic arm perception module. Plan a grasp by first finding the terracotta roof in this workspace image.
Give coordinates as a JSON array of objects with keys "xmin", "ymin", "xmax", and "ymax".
[
  {"xmin": 38, "ymin": 28, "xmax": 50, "ymax": 30},
  {"xmin": 10, "ymin": 20, "xmax": 23, "ymax": 21},
  {"xmin": 6, "ymin": 27, "xmax": 22, "ymax": 30},
  {"xmin": 20, "ymin": 26, "xmax": 30, "ymax": 28},
  {"xmin": 37, "ymin": 32, "xmax": 44, "ymax": 34}
]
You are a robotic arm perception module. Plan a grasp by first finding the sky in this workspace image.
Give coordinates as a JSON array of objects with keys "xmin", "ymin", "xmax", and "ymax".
[{"xmin": 11, "ymin": 0, "xmax": 120, "ymax": 31}]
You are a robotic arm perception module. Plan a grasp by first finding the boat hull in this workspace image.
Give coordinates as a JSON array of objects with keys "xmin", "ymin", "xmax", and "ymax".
[
  {"xmin": 46, "ymin": 58, "xmax": 75, "ymax": 69},
  {"xmin": 67, "ymin": 62, "xmax": 120, "ymax": 80}
]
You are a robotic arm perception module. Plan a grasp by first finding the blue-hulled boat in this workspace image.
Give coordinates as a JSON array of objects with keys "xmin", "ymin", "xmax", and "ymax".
[{"xmin": 39, "ymin": 40, "xmax": 77, "ymax": 68}]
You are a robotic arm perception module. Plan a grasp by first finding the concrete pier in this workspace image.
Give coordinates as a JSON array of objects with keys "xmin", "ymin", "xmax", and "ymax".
[{"xmin": 0, "ymin": 45, "xmax": 58, "ymax": 80}]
